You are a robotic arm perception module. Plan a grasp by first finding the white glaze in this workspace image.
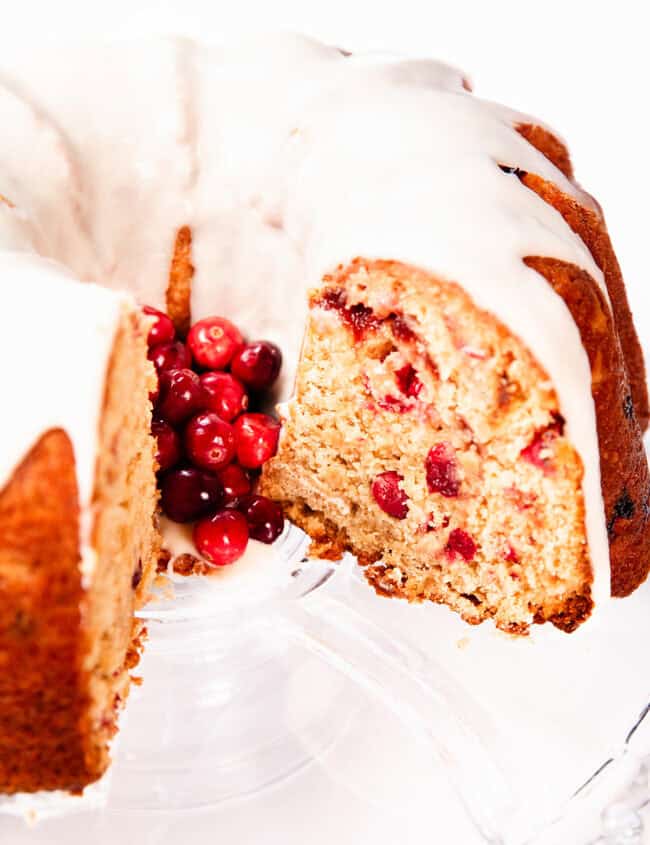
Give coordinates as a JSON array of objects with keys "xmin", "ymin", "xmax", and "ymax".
[
  {"xmin": 0, "ymin": 34, "xmax": 610, "ymax": 610},
  {"xmin": 159, "ymin": 517, "xmax": 297, "ymax": 610},
  {"xmin": 0, "ymin": 252, "xmax": 129, "ymax": 578}
]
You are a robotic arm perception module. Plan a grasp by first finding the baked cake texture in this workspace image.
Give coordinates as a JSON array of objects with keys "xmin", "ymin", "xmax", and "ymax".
[
  {"xmin": 0, "ymin": 33, "xmax": 648, "ymax": 794},
  {"xmin": 262, "ymin": 252, "xmax": 648, "ymax": 633}
]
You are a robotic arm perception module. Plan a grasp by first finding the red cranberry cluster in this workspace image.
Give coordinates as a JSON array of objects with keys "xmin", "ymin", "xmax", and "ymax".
[{"xmin": 143, "ymin": 306, "xmax": 284, "ymax": 568}]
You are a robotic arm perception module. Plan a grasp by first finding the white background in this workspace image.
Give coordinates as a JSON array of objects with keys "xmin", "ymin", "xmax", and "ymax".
[{"xmin": 1, "ymin": 1, "xmax": 649, "ymax": 843}]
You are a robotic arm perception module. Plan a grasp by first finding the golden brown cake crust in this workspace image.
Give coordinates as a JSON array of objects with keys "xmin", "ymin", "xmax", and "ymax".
[
  {"xmin": 0, "ymin": 429, "xmax": 93, "ymax": 794},
  {"xmin": 508, "ymin": 124, "xmax": 650, "ymax": 596},
  {"xmin": 166, "ymin": 225, "xmax": 194, "ymax": 337},
  {"xmin": 511, "ymin": 123, "xmax": 649, "ymax": 431},
  {"xmin": 521, "ymin": 171, "xmax": 649, "ymax": 432},
  {"xmin": 516, "ymin": 123, "xmax": 574, "ymax": 181},
  {"xmin": 525, "ymin": 256, "xmax": 650, "ymax": 597}
]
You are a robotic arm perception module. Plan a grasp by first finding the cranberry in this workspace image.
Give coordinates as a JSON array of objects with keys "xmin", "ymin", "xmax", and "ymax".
[
  {"xmin": 425, "ymin": 443, "xmax": 460, "ymax": 497},
  {"xmin": 151, "ymin": 418, "xmax": 182, "ymax": 472},
  {"xmin": 390, "ymin": 314, "xmax": 418, "ymax": 343},
  {"xmin": 187, "ymin": 316, "xmax": 244, "ymax": 370},
  {"xmin": 149, "ymin": 340, "xmax": 192, "ymax": 375},
  {"xmin": 160, "ymin": 466, "xmax": 224, "ymax": 523},
  {"xmin": 320, "ymin": 291, "xmax": 380, "ymax": 342},
  {"xmin": 521, "ymin": 421, "xmax": 562, "ymax": 474},
  {"xmin": 233, "ymin": 413, "xmax": 281, "ymax": 468},
  {"xmin": 321, "ymin": 288, "xmax": 348, "ymax": 310},
  {"xmin": 346, "ymin": 304, "xmax": 380, "ymax": 341},
  {"xmin": 215, "ymin": 463, "xmax": 252, "ymax": 507},
  {"xmin": 194, "ymin": 509, "xmax": 249, "ymax": 566},
  {"xmin": 371, "ymin": 471, "xmax": 409, "ymax": 519},
  {"xmin": 185, "ymin": 412, "xmax": 237, "ymax": 471},
  {"xmin": 504, "ymin": 544, "xmax": 519, "ymax": 563},
  {"xmin": 230, "ymin": 341, "xmax": 282, "ymax": 391},
  {"xmin": 142, "ymin": 305, "xmax": 175, "ymax": 349},
  {"xmin": 445, "ymin": 528, "xmax": 476, "ymax": 561},
  {"xmin": 200, "ymin": 371, "xmax": 248, "ymax": 422},
  {"xmin": 156, "ymin": 368, "xmax": 207, "ymax": 425},
  {"xmin": 395, "ymin": 363, "xmax": 423, "ymax": 398},
  {"xmin": 239, "ymin": 495, "xmax": 285, "ymax": 544}
]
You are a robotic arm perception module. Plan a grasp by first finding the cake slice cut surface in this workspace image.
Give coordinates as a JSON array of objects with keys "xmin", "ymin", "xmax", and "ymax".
[{"xmin": 263, "ymin": 259, "xmax": 607, "ymax": 634}]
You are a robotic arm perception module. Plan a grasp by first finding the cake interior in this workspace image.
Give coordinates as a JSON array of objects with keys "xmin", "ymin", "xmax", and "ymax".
[
  {"xmin": 79, "ymin": 307, "xmax": 159, "ymax": 780},
  {"xmin": 262, "ymin": 259, "xmax": 594, "ymax": 634}
]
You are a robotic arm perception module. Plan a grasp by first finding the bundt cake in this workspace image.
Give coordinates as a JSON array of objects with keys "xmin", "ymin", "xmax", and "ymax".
[{"xmin": 0, "ymin": 33, "xmax": 648, "ymax": 794}]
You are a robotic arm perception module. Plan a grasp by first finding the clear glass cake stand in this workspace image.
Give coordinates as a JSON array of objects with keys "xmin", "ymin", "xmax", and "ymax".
[{"xmin": 1, "ymin": 522, "xmax": 649, "ymax": 845}]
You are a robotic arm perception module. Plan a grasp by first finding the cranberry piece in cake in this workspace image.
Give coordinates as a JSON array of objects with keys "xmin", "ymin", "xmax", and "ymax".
[
  {"xmin": 320, "ymin": 290, "xmax": 380, "ymax": 342},
  {"xmin": 239, "ymin": 495, "xmax": 285, "ymax": 544},
  {"xmin": 607, "ymin": 489, "xmax": 636, "ymax": 538},
  {"xmin": 345, "ymin": 303, "xmax": 380, "ymax": 342},
  {"xmin": 216, "ymin": 463, "xmax": 253, "ymax": 507},
  {"xmin": 234, "ymin": 413, "xmax": 281, "ymax": 468},
  {"xmin": 149, "ymin": 340, "xmax": 192, "ymax": 375},
  {"xmin": 504, "ymin": 544, "xmax": 520, "ymax": 563},
  {"xmin": 231, "ymin": 341, "xmax": 282, "ymax": 391},
  {"xmin": 156, "ymin": 368, "xmax": 207, "ymax": 425},
  {"xmin": 445, "ymin": 528, "xmax": 476, "ymax": 561},
  {"xmin": 187, "ymin": 316, "xmax": 244, "ymax": 370},
  {"xmin": 425, "ymin": 442, "xmax": 461, "ymax": 497},
  {"xmin": 371, "ymin": 471, "xmax": 409, "ymax": 519},
  {"xmin": 200, "ymin": 371, "xmax": 248, "ymax": 422},
  {"xmin": 521, "ymin": 418, "xmax": 563, "ymax": 474},
  {"xmin": 194, "ymin": 510, "xmax": 249, "ymax": 566},
  {"xmin": 395, "ymin": 363, "xmax": 423, "ymax": 398},
  {"xmin": 160, "ymin": 466, "xmax": 224, "ymax": 523},
  {"xmin": 185, "ymin": 412, "xmax": 237, "ymax": 472},
  {"xmin": 151, "ymin": 418, "xmax": 182, "ymax": 472},
  {"xmin": 142, "ymin": 305, "xmax": 175, "ymax": 349}
]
